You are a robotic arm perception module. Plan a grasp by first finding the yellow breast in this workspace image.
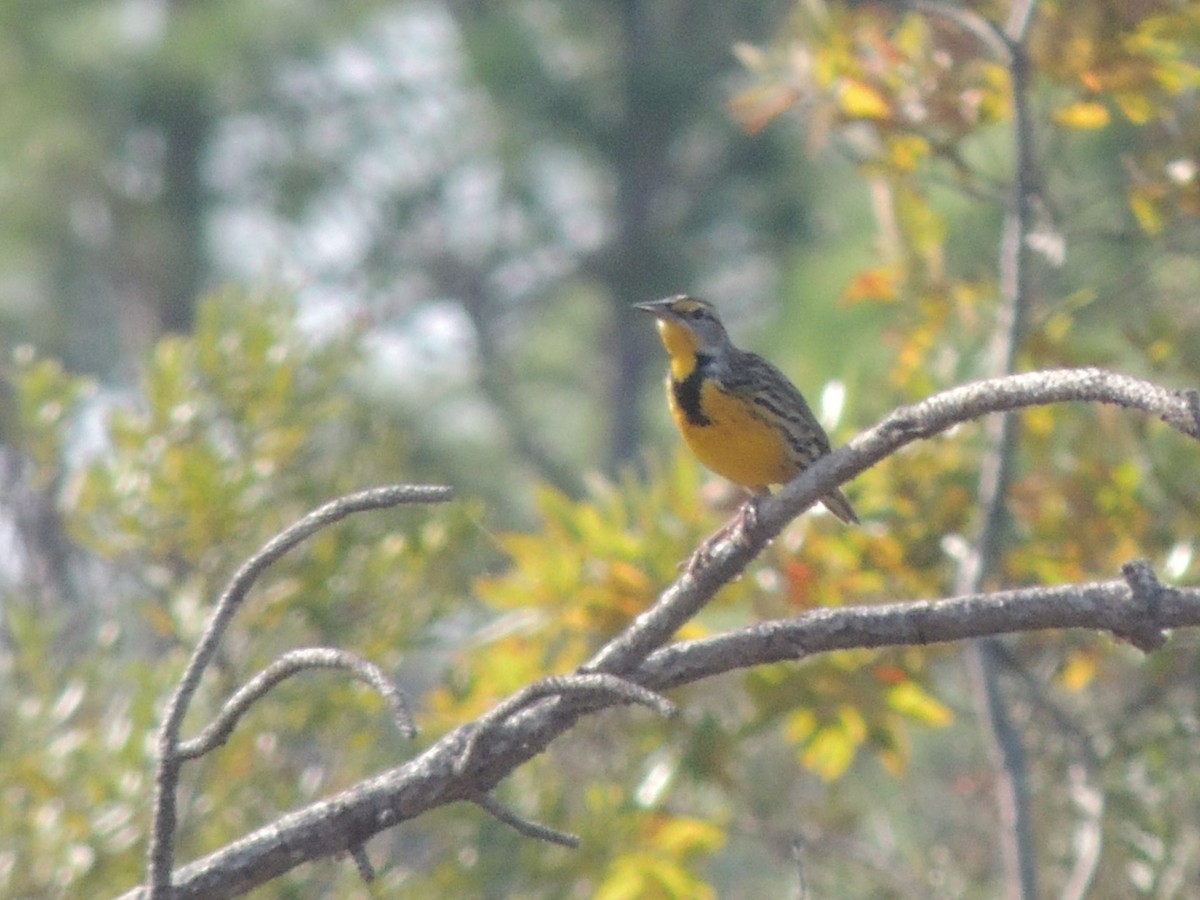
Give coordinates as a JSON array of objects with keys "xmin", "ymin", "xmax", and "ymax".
[{"xmin": 667, "ymin": 376, "xmax": 797, "ymax": 490}]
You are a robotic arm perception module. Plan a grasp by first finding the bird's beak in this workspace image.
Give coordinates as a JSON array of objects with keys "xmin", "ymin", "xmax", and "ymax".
[{"xmin": 633, "ymin": 298, "xmax": 674, "ymax": 317}]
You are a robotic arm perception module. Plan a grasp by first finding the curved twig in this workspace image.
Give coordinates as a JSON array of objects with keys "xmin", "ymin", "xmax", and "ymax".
[
  {"xmin": 900, "ymin": 0, "xmax": 1013, "ymax": 64},
  {"xmin": 147, "ymin": 484, "xmax": 453, "ymax": 898},
  {"xmin": 472, "ymin": 793, "xmax": 581, "ymax": 848},
  {"xmin": 176, "ymin": 647, "xmax": 416, "ymax": 761}
]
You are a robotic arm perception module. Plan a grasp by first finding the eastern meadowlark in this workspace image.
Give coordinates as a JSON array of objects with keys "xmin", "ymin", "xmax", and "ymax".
[{"xmin": 635, "ymin": 295, "xmax": 858, "ymax": 525}]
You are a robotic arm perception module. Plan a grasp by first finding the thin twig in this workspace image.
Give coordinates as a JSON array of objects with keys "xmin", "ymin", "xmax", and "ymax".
[
  {"xmin": 988, "ymin": 643, "xmax": 1105, "ymax": 900},
  {"xmin": 146, "ymin": 485, "xmax": 452, "ymax": 898},
  {"xmin": 791, "ymin": 836, "xmax": 808, "ymax": 900},
  {"xmin": 989, "ymin": 643, "xmax": 1101, "ymax": 770},
  {"xmin": 349, "ymin": 843, "xmax": 375, "ymax": 883},
  {"xmin": 1060, "ymin": 764, "xmax": 1104, "ymax": 900},
  {"xmin": 1004, "ymin": 0, "xmax": 1038, "ymax": 42},
  {"xmin": 472, "ymin": 793, "xmax": 581, "ymax": 848},
  {"xmin": 176, "ymin": 647, "xmax": 416, "ymax": 761},
  {"xmin": 900, "ymin": 1, "xmax": 1012, "ymax": 64},
  {"xmin": 878, "ymin": 6, "xmax": 1049, "ymax": 890}
]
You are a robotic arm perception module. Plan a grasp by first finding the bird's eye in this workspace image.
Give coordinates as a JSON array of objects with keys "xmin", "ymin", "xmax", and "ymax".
[{"xmin": 687, "ymin": 308, "xmax": 705, "ymax": 320}]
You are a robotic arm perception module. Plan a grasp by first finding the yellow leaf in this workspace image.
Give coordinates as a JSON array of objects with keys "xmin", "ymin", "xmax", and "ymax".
[
  {"xmin": 1149, "ymin": 338, "xmax": 1172, "ymax": 364},
  {"xmin": 802, "ymin": 726, "xmax": 857, "ymax": 780},
  {"xmin": 1129, "ymin": 188, "xmax": 1165, "ymax": 235},
  {"xmin": 597, "ymin": 820, "xmax": 723, "ymax": 900},
  {"xmin": 1054, "ymin": 101, "xmax": 1110, "ymax": 129},
  {"xmin": 1044, "ymin": 309, "xmax": 1073, "ymax": 344},
  {"xmin": 798, "ymin": 705, "xmax": 867, "ymax": 780},
  {"xmin": 652, "ymin": 817, "xmax": 727, "ymax": 856},
  {"xmin": 1154, "ymin": 60, "xmax": 1200, "ymax": 94},
  {"xmin": 887, "ymin": 681, "xmax": 953, "ymax": 727},
  {"xmin": 1112, "ymin": 459, "xmax": 1142, "ymax": 493},
  {"xmin": 895, "ymin": 185, "xmax": 946, "ymax": 257},
  {"xmin": 596, "ymin": 857, "xmax": 716, "ymax": 900},
  {"xmin": 784, "ymin": 707, "xmax": 817, "ymax": 743},
  {"xmin": 1115, "ymin": 91, "xmax": 1155, "ymax": 124},
  {"xmin": 1025, "ymin": 406, "xmax": 1056, "ymax": 440},
  {"xmin": 838, "ymin": 78, "xmax": 891, "ymax": 119},
  {"xmin": 887, "ymin": 134, "xmax": 929, "ymax": 172}
]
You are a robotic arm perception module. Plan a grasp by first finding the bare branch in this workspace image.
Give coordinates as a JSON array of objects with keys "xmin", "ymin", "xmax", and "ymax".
[
  {"xmin": 1060, "ymin": 766, "xmax": 1104, "ymax": 900},
  {"xmin": 115, "ymin": 566, "xmax": 1200, "ymax": 900},
  {"xmin": 456, "ymin": 673, "xmax": 676, "ymax": 775},
  {"xmin": 586, "ymin": 368, "xmax": 1200, "ymax": 676},
  {"xmin": 146, "ymin": 485, "xmax": 452, "ymax": 898},
  {"xmin": 120, "ymin": 372, "xmax": 1200, "ymax": 899},
  {"xmin": 1119, "ymin": 559, "xmax": 1169, "ymax": 652},
  {"xmin": 176, "ymin": 647, "xmax": 416, "ymax": 761},
  {"xmin": 472, "ymin": 793, "xmax": 581, "ymax": 848},
  {"xmin": 634, "ymin": 576, "xmax": 1199, "ymax": 690}
]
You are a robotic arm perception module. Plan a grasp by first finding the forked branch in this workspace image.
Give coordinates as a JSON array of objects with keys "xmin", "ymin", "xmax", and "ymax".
[
  {"xmin": 146, "ymin": 485, "xmax": 453, "ymax": 899},
  {"xmin": 126, "ymin": 370, "xmax": 1200, "ymax": 900},
  {"xmin": 586, "ymin": 368, "xmax": 1200, "ymax": 675}
]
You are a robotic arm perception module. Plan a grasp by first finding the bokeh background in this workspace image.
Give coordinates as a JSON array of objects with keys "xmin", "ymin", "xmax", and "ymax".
[{"xmin": 2, "ymin": 1, "xmax": 1199, "ymax": 896}]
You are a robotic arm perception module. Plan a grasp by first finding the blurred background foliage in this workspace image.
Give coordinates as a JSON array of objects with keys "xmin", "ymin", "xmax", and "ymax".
[{"xmin": 1, "ymin": 0, "xmax": 1199, "ymax": 897}]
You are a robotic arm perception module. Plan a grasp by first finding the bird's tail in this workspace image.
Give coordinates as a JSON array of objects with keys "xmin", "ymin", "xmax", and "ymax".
[{"xmin": 821, "ymin": 488, "xmax": 859, "ymax": 525}]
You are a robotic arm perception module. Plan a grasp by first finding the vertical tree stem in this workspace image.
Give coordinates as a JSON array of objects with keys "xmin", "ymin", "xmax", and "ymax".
[{"xmin": 954, "ymin": 16, "xmax": 1040, "ymax": 899}]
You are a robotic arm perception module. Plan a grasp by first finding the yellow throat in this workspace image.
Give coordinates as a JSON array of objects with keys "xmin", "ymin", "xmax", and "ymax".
[{"xmin": 654, "ymin": 317, "xmax": 703, "ymax": 381}]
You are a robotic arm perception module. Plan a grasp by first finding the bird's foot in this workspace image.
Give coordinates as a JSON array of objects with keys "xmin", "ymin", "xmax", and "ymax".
[
  {"xmin": 682, "ymin": 496, "xmax": 762, "ymax": 575},
  {"xmin": 683, "ymin": 526, "xmax": 727, "ymax": 574},
  {"xmin": 734, "ymin": 494, "xmax": 762, "ymax": 542}
]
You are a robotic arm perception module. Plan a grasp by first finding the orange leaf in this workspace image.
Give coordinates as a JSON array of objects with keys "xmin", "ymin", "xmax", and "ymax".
[
  {"xmin": 1059, "ymin": 651, "xmax": 1098, "ymax": 692},
  {"xmin": 841, "ymin": 267, "xmax": 901, "ymax": 304},
  {"xmin": 873, "ymin": 664, "xmax": 908, "ymax": 686},
  {"xmin": 785, "ymin": 560, "xmax": 819, "ymax": 609}
]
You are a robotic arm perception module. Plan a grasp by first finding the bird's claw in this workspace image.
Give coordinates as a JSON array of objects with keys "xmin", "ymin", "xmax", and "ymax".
[{"xmin": 682, "ymin": 497, "xmax": 761, "ymax": 575}]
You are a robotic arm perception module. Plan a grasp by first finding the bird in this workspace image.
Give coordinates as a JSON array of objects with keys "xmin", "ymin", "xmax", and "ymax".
[{"xmin": 635, "ymin": 294, "xmax": 857, "ymax": 526}]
